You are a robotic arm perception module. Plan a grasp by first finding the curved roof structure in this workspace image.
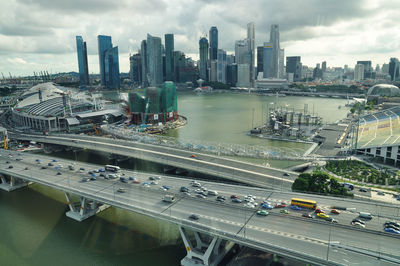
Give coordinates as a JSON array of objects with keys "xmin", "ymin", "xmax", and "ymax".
[{"xmin": 367, "ymin": 84, "xmax": 400, "ymax": 97}]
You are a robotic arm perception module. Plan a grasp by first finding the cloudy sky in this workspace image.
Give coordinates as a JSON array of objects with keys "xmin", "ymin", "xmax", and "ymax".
[{"xmin": 1, "ymin": 0, "xmax": 400, "ymax": 77}]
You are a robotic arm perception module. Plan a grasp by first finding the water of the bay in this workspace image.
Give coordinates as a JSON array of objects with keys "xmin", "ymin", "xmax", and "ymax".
[{"xmin": 0, "ymin": 92, "xmax": 350, "ymax": 265}]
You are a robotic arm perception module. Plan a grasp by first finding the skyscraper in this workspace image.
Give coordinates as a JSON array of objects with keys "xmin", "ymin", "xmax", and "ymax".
[
  {"xmin": 146, "ymin": 34, "xmax": 163, "ymax": 87},
  {"xmin": 227, "ymin": 63, "xmax": 238, "ymax": 87},
  {"xmin": 165, "ymin": 34, "xmax": 174, "ymax": 81},
  {"xmin": 286, "ymin": 56, "xmax": 302, "ymax": 81},
  {"xmin": 235, "ymin": 39, "xmax": 251, "ymax": 65},
  {"xmin": 209, "ymin": 26, "xmax": 218, "ymax": 61},
  {"xmin": 247, "ymin": 22, "xmax": 255, "ymax": 86},
  {"xmin": 76, "ymin": 36, "xmax": 89, "ymax": 88},
  {"xmin": 269, "ymin": 24, "xmax": 280, "ymax": 78},
  {"xmin": 97, "ymin": 35, "xmax": 112, "ymax": 86},
  {"xmin": 263, "ymin": 42, "xmax": 273, "ymax": 78},
  {"xmin": 279, "ymin": 48, "xmax": 285, "ymax": 78},
  {"xmin": 237, "ymin": 64, "xmax": 250, "ymax": 87},
  {"xmin": 199, "ymin": 37, "xmax": 209, "ymax": 81},
  {"xmin": 141, "ymin": 40, "xmax": 148, "ymax": 87},
  {"xmin": 389, "ymin": 58, "xmax": 399, "ymax": 81},
  {"xmin": 104, "ymin": 46, "xmax": 120, "ymax": 89},
  {"xmin": 257, "ymin": 46, "xmax": 264, "ymax": 75},
  {"xmin": 354, "ymin": 64, "xmax": 365, "ymax": 81},
  {"xmin": 357, "ymin": 60, "xmax": 372, "ymax": 79},
  {"xmin": 322, "ymin": 61, "xmax": 327, "ymax": 72},
  {"xmin": 217, "ymin": 49, "xmax": 227, "ymax": 83},
  {"xmin": 129, "ymin": 53, "xmax": 142, "ymax": 83}
]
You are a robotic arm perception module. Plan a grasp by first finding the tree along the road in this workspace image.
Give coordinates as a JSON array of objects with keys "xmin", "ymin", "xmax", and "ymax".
[{"xmin": 292, "ymin": 171, "xmax": 353, "ymax": 197}]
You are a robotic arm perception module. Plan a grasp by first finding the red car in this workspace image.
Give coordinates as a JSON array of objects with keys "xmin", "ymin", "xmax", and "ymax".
[
  {"xmin": 132, "ymin": 180, "xmax": 141, "ymax": 184},
  {"xmin": 274, "ymin": 203, "xmax": 286, "ymax": 208},
  {"xmin": 230, "ymin": 195, "xmax": 239, "ymax": 199},
  {"xmin": 330, "ymin": 209, "xmax": 340, "ymax": 214},
  {"xmin": 315, "ymin": 209, "xmax": 325, "ymax": 214}
]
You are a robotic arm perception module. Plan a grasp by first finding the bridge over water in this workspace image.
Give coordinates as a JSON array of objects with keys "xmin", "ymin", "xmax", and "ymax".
[{"xmin": 0, "ymin": 150, "xmax": 399, "ymax": 266}]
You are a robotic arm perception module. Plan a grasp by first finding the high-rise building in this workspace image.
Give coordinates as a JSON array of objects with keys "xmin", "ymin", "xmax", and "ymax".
[
  {"xmin": 269, "ymin": 24, "xmax": 280, "ymax": 78},
  {"xmin": 104, "ymin": 46, "xmax": 120, "ymax": 89},
  {"xmin": 165, "ymin": 34, "xmax": 174, "ymax": 81},
  {"xmin": 97, "ymin": 35, "xmax": 113, "ymax": 86},
  {"xmin": 322, "ymin": 61, "xmax": 327, "ymax": 72},
  {"xmin": 235, "ymin": 39, "xmax": 251, "ymax": 65},
  {"xmin": 129, "ymin": 53, "xmax": 142, "ymax": 83},
  {"xmin": 237, "ymin": 64, "xmax": 250, "ymax": 87},
  {"xmin": 227, "ymin": 63, "xmax": 238, "ymax": 87},
  {"xmin": 257, "ymin": 46, "xmax": 264, "ymax": 75},
  {"xmin": 209, "ymin": 26, "xmax": 218, "ymax": 61},
  {"xmin": 210, "ymin": 60, "xmax": 218, "ymax": 82},
  {"xmin": 247, "ymin": 22, "xmax": 255, "ymax": 87},
  {"xmin": 279, "ymin": 48, "xmax": 285, "ymax": 78},
  {"xmin": 389, "ymin": 58, "xmax": 399, "ymax": 81},
  {"xmin": 375, "ymin": 64, "xmax": 380, "ymax": 73},
  {"xmin": 226, "ymin": 54, "xmax": 235, "ymax": 65},
  {"xmin": 354, "ymin": 64, "xmax": 365, "ymax": 81},
  {"xmin": 263, "ymin": 42, "xmax": 273, "ymax": 78},
  {"xmin": 199, "ymin": 37, "xmax": 209, "ymax": 81},
  {"xmin": 286, "ymin": 56, "xmax": 302, "ymax": 81},
  {"xmin": 146, "ymin": 34, "xmax": 163, "ymax": 87},
  {"xmin": 217, "ymin": 49, "xmax": 227, "ymax": 84},
  {"xmin": 76, "ymin": 36, "xmax": 89, "ymax": 88},
  {"xmin": 382, "ymin": 63, "xmax": 389, "ymax": 74},
  {"xmin": 141, "ymin": 40, "xmax": 148, "ymax": 87},
  {"xmin": 357, "ymin": 61, "xmax": 372, "ymax": 79}
]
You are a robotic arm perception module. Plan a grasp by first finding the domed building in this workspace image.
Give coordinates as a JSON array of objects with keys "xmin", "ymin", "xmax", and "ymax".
[{"xmin": 367, "ymin": 84, "xmax": 400, "ymax": 97}]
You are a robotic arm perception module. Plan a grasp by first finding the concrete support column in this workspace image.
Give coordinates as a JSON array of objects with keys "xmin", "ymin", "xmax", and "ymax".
[
  {"xmin": 0, "ymin": 174, "xmax": 29, "ymax": 192},
  {"xmin": 179, "ymin": 226, "xmax": 234, "ymax": 266},
  {"xmin": 65, "ymin": 193, "xmax": 109, "ymax": 222}
]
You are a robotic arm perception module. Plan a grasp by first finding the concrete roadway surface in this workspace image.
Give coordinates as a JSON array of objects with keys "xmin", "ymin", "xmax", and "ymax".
[
  {"xmin": 1, "ymin": 150, "xmax": 400, "ymax": 265},
  {"xmin": 10, "ymin": 132, "xmax": 298, "ymax": 190}
]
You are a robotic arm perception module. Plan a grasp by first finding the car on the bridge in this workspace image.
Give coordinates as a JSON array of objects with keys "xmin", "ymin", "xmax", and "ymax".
[
  {"xmin": 5, "ymin": 161, "xmax": 9, "ymax": 164},
  {"xmin": 41, "ymin": 166, "xmax": 47, "ymax": 169},
  {"xmin": 132, "ymin": 180, "xmax": 140, "ymax": 184},
  {"xmin": 52, "ymin": 159, "xmax": 58, "ymax": 162},
  {"xmin": 384, "ymin": 227, "xmax": 400, "ymax": 234},
  {"xmin": 15, "ymin": 158, "xmax": 22, "ymax": 161},
  {"xmin": 280, "ymin": 209, "xmax": 289, "ymax": 214},
  {"xmin": 302, "ymin": 213, "xmax": 312, "ymax": 218},
  {"xmin": 188, "ymin": 214, "xmax": 199, "ymax": 220},
  {"xmin": 8, "ymin": 165, "xmax": 13, "ymax": 169},
  {"xmin": 384, "ymin": 221, "xmax": 400, "ymax": 228},
  {"xmin": 317, "ymin": 213, "xmax": 329, "ymax": 219},
  {"xmin": 183, "ymin": 192, "xmax": 191, "ymax": 196},
  {"xmin": 128, "ymin": 176, "xmax": 136, "ymax": 181},
  {"xmin": 150, "ymin": 181, "xmax": 158, "ymax": 185},
  {"xmin": 351, "ymin": 221, "xmax": 365, "ymax": 228},
  {"xmin": 208, "ymin": 190, "xmax": 218, "ymax": 196},
  {"xmin": 230, "ymin": 194, "xmax": 239, "ymax": 199},
  {"xmin": 149, "ymin": 176, "xmax": 161, "ymax": 181},
  {"xmin": 314, "ymin": 208, "xmax": 325, "ymax": 214},
  {"xmin": 191, "ymin": 181, "xmax": 201, "ymax": 187},
  {"xmin": 325, "ymin": 217, "xmax": 338, "ymax": 223},
  {"xmin": 290, "ymin": 205, "xmax": 302, "ymax": 211},
  {"xmin": 384, "ymin": 224, "xmax": 400, "ymax": 231},
  {"xmin": 257, "ymin": 210, "xmax": 269, "ymax": 216},
  {"xmin": 261, "ymin": 203, "xmax": 274, "ymax": 210},
  {"xmin": 68, "ymin": 165, "xmax": 75, "ymax": 170},
  {"xmin": 162, "ymin": 185, "xmax": 170, "ymax": 190},
  {"xmin": 35, "ymin": 159, "xmax": 41, "ymax": 163},
  {"xmin": 99, "ymin": 168, "xmax": 105, "ymax": 172},
  {"xmin": 196, "ymin": 194, "xmax": 206, "ymax": 199},
  {"xmin": 90, "ymin": 174, "xmax": 97, "ymax": 180},
  {"xmin": 283, "ymin": 172, "xmax": 290, "ymax": 176},
  {"xmin": 80, "ymin": 177, "xmax": 88, "ymax": 182},
  {"xmin": 359, "ymin": 188, "xmax": 368, "ymax": 192},
  {"xmin": 48, "ymin": 162, "xmax": 54, "ymax": 166},
  {"xmin": 142, "ymin": 182, "xmax": 150, "ymax": 187},
  {"xmin": 330, "ymin": 209, "xmax": 340, "ymax": 214},
  {"xmin": 57, "ymin": 172, "xmax": 62, "ymax": 175},
  {"xmin": 117, "ymin": 188, "xmax": 126, "ymax": 193},
  {"xmin": 351, "ymin": 218, "xmax": 365, "ymax": 225},
  {"xmin": 180, "ymin": 186, "xmax": 189, "ymax": 192},
  {"xmin": 377, "ymin": 191, "xmax": 385, "ymax": 196},
  {"xmin": 232, "ymin": 198, "xmax": 242, "ymax": 203},
  {"xmin": 24, "ymin": 167, "xmax": 28, "ymax": 170},
  {"xmin": 274, "ymin": 203, "xmax": 286, "ymax": 208}
]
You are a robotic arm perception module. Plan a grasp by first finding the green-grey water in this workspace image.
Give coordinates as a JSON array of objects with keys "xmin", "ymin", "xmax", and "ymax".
[{"xmin": 0, "ymin": 92, "xmax": 350, "ymax": 265}]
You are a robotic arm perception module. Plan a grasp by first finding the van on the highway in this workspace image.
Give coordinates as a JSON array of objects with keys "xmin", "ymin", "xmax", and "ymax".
[
  {"xmin": 359, "ymin": 212, "xmax": 373, "ymax": 219},
  {"xmin": 208, "ymin": 190, "xmax": 218, "ymax": 196},
  {"xmin": 162, "ymin": 195, "xmax": 175, "ymax": 203}
]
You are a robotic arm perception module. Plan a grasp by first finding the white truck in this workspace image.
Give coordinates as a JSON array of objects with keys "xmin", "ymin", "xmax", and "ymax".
[
  {"xmin": 359, "ymin": 212, "xmax": 373, "ymax": 219},
  {"xmin": 162, "ymin": 195, "xmax": 175, "ymax": 203}
]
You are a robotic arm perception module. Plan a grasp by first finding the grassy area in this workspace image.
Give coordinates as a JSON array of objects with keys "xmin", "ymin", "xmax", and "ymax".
[{"xmin": 326, "ymin": 160, "xmax": 399, "ymax": 186}]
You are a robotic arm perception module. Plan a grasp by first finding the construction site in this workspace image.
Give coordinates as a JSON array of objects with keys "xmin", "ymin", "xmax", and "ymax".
[
  {"xmin": 128, "ymin": 81, "xmax": 179, "ymax": 127},
  {"xmin": 250, "ymin": 104, "xmax": 323, "ymax": 142}
]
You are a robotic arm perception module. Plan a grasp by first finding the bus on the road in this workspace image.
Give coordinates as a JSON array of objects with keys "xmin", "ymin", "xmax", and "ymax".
[
  {"xmin": 291, "ymin": 198, "xmax": 317, "ymax": 209},
  {"xmin": 105, "ymin": 165, "xmax": 120, "ymax": 172}
]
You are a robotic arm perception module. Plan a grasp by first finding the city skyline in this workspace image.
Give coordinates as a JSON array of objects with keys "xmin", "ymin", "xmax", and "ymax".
[{"xmin": 1, "ymin": 0, "xmax": 400, "ymax": 76}]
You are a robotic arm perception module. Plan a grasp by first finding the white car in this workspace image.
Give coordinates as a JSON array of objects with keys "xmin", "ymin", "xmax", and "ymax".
[{"xmin": 351, "ymin": 221, "xmax": 365, "ymax": 228}]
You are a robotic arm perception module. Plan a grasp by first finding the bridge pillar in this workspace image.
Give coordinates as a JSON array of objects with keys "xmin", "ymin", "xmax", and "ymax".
[
  {"xmin": 179, "ymin": 226, "xmax": 234, "ymax": 266},
  {"xmin": 0, "ymin": 174, "xmax": 28, "ymax": 192},
  {"xmin": 64, "ymin": 192, "xmax": 109, "ymax": 222}
]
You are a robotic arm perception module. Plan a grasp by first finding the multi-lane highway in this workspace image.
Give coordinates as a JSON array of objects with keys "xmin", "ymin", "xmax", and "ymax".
[
  {"xmin": 1, "ymin": 149, "xmax": 399, "ymax": 265},
  {"xmin": 10, "ymin": 132, "xmax": 298, "ymax": 190}
]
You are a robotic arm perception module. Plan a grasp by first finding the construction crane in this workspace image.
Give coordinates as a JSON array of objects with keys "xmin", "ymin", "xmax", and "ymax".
[
  {"xmin": 88, "ymin": 120, "xmax": 99, "ymax": 135},
  {"xmin": 1, "ymin": 72, "xmax": 4, "ymax": 80},
  {"xmin": 3, "ymin": 134, "xmax": 8, "ymax": 150}
]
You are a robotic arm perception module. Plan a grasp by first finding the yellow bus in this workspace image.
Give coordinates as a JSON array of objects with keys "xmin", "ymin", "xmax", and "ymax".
[{"xmin": 291, "ymin": 198, "xmax": 317, "ymax": 209}]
